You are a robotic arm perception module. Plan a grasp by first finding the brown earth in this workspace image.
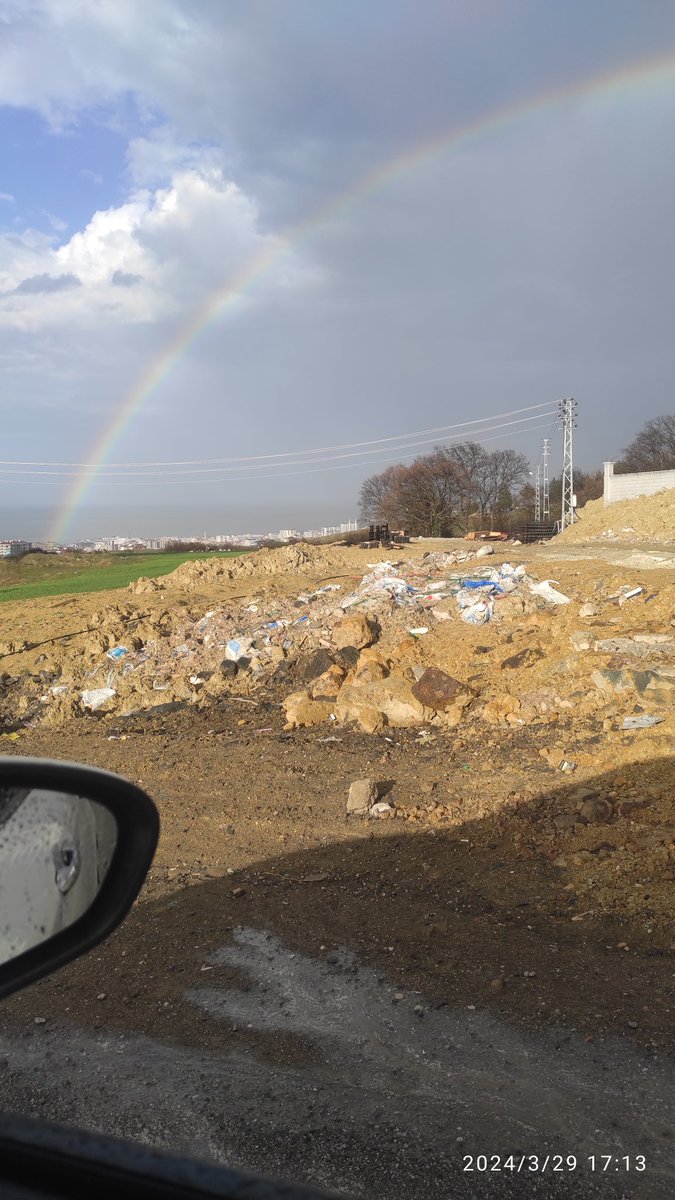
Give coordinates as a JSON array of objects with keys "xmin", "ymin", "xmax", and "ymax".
[
  {"xmin": 559, "ymin": 486, "xmax": 675, "ymax": 543},
  {"xmin": 0, "ymin": 536, "xmax": 673, "ymax": 1059}
]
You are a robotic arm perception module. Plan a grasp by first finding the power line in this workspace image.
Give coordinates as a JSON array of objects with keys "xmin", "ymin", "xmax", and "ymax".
[
  {"xmin": 0, "ymin": 415, "xmax": 556, "ymax": 487},
  {"xmin": 0, "ymin": 401, "xmax": 558, "ymax": 468},
  {"xmin": 0, "ymin": 410, "xmax": 557, "ymax": 479}
]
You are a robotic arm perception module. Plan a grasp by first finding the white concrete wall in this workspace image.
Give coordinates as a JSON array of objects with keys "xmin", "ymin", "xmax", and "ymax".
[{"xmin": 603, "ymin": 461, "xmax": 675, "ymax": 506}]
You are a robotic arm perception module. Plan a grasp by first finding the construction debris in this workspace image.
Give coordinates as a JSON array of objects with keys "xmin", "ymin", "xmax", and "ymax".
[{"xmin": 0, "ymin": 539, "xmax": 671, "ymax": 757}]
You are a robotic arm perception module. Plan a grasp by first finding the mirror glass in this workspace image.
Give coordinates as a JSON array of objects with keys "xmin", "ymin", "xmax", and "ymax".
[{"xmin": 0, "ymin": 789, "xmax": 118, "ymax": 966}]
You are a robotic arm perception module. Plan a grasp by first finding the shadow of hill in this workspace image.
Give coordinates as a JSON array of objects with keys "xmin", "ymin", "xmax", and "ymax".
[{"xmin": 6, "ymin": 757, "xmax": 673, "ymax": 1057}]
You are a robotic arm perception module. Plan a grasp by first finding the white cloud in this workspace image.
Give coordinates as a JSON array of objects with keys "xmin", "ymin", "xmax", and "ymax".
[
  {"xmin": 0, "ymin": 193, "xmax": 15, "ymax": 203},
  {"xmin": 0, "ymin": 160, "xmax": 313, "ymax": 332}
]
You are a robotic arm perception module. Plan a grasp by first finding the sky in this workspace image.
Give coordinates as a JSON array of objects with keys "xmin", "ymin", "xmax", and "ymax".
[{"xmin": 1, "ymin": 1, "xmax": 675, "ymax": 541}]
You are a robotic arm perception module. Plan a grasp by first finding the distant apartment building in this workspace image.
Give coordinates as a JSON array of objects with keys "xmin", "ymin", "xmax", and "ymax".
[
  {"xmin": 0, "ymin": 540, "xmax": 32, "ymax": 557},
  {"xmin": 279, "ymin": 529, "xmax": 301, "ymax": 541}
]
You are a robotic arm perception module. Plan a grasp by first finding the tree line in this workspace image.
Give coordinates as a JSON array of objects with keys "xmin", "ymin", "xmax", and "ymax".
[
  {"xmin": 358, "ymin": 444, "xmax": 531, "ymax": 536},
  {"xmin": 357, "ymin": 414, "xmax": 674, "ymax": 537}
]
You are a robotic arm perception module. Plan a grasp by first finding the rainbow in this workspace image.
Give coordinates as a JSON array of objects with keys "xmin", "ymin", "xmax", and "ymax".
[{"xmin": 48, "ymin": 47, "xmax": 675, "ymax": 541}]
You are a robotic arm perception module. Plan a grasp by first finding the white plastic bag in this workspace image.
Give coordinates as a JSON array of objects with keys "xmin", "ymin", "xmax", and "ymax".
[
  {"xmin": 529, "ymin": 579, "xmax": 571, "ymax": 605},
  {"xmin": 460, "ymin": 598, "xmax": 493, "ymax": 625},
  {"xmin": 81, "ymin": 687, "xmax": 116, "ymax": 711}
]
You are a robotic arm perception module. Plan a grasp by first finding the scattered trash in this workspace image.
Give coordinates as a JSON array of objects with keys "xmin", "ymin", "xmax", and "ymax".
[
  {"xmin": 618, "ymin": 586, "xmax": 643, "ymax": 606},
  {"xmin": 369, "ymin": 801, "xmax": 394, "ymax": 817},
  {"xmin": 407, "ymin": 627, "xmax": 429, "ymax": 636},
  {"xmin": 106, "ymin": 646, "xmax": 129, "ymax": 661},
  {"xmin": 529, "ymin": 580, "xmax": 571, "ymax": 605},
  {"xmin": 81, "ymin": 687, "xmax": 116, "ymax": 711},
  {"xmin": 559, "ymin": 759, "xmax": 577, "ymax": 772},
  {"xmin": 621, "ymin": 715, "xmax": 664, "ymax": 729},
  {"xmin": 225, "ymin": 638, "xmax": 253, "ymax": 662},
  {"xmin": 461, "ymin": 598, "xmax": 493, "ymax": 625}
]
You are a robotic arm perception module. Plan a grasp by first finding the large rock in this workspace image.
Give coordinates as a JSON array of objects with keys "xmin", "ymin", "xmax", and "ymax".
[
  {"xmin": 592, "ymin": 666, "xmax": 675, "ymax": 705},
  {"xmin": 336, "ymin": 674, "xmax": 427, "ymax": 732},
  {"xmin": 309, "ymin": 664, "xmax": 346, "ymax": 700},
  {"xmin": 283, "ymin": 691, "xmax": 334, "ymax": 730},
  {"xmin": 411, "ymin": 667, "xmax": 472, "ymax": 712},
  {"xmin": 346, "ymin": 778, "xmax": 378, "ymax": 813},
  {"xmin": 351, "ymin": 648, "xmax": 389, "ymax": 684},
  {"xmin": 298, "ymin": 648, "xmax": 335, "ymax": 682},
  {"xmin": 335, "ymin": 646, "xmax": 360, "ymax": 670},
  {"xmin": 332, "ymin": 613, "xmax": 379, "ymax": 651}
]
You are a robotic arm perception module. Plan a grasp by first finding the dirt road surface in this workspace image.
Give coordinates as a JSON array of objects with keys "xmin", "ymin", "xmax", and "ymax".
[{"xmin": 0, "ymin": 535, "xmax": 673, "ymax": 1197}]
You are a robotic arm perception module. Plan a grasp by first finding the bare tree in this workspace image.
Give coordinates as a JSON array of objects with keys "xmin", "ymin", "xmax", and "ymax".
[
  {"xmin": 620, "ymin": 415, "xmax": 675, "ymax": 472},
  {"xmin": 358, "ymin": 465, "xmax": 400, "ymax": 524},
  {"xmin": 389, "ymin": 450, "xmax": 465, "ymax": 536},
  {"xmin": 357, "ymin": 442, "xmax": 524, "ymax": 536}
]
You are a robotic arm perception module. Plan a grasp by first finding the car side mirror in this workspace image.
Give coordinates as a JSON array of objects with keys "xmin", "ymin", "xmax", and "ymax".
[{"xmin": 0, "ymin": 757, "xmax": 158, "ymax": 1001}]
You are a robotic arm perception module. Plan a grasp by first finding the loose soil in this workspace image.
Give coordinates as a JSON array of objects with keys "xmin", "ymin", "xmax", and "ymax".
[{"xmin": 559, "ymin": 487, "xmax": 675, "ymax": 544}]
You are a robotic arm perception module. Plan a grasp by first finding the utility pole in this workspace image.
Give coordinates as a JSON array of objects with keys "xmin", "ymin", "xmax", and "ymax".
[
  {"xmin": 534, "ymin": 464, "xmax": 541, "ymax": 524},
  {"xmin": 542, "ymin": 437, "xmax": 551, "ymax": 521},
  {"xmin": 558, "ymin": 397, "xmax": 578, "ymax": 531}
]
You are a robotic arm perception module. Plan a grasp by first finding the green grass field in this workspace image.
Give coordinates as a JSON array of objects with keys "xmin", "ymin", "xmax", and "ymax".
[{"xmin": 0, "ymin": 550, "xmax": 245, "ymax": 604}]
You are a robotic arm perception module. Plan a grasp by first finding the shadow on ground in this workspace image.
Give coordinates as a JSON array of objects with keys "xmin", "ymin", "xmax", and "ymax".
[{"xmin": 6, "ymin": 757, "xmax": 673, "ymax": 1056}]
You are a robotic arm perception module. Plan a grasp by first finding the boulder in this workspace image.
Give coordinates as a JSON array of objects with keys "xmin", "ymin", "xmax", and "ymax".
[
  {"xmin": 347, "ymin": 778, "xmax": 379, "ymax": 813},
  {"xmin": 352, "ymin": 648, "xmax": 389, "ymax": 684},
  {"xmin": 592, "ymin": 667, "xmax": 673, "ymax": 704},
  {"xmin": 336, "ymin": 674, "xmax": 428, "ymax": 731},
  {"xmin": 411, "ymin": 667, "xmax": 473, "ymax": 712},
  {"xmin": 283, "ymin": 690, "xmax": 334, "ymax": 730},
  {"xmin": 309, "ymin": 664, "xmax": 346, "ymax": 700},
  {"xmin": 335, "ymin": 646, "xmax": 360, "ymax": 670},
  {"xmin": 332, "ymin": 613, "xmax": 379, "ymax": 651},
  {"xmin": 298, "ymin": 648, "xmax": 335, "ymax": 682}
]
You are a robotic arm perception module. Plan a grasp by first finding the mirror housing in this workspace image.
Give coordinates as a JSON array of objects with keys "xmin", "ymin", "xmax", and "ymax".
[{"xmin": 0, "ymin": 757, "xmax": 158, "ymax": 1002}]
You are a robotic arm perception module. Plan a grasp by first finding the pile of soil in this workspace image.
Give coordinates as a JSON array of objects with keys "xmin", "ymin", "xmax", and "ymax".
[
  {"xmin": 130, "ymin": 541, "xmax": 392, "ymax": 593},
  {"xmin": 558, "ymin": 488, "xmax": 675, "ymax": 543}
]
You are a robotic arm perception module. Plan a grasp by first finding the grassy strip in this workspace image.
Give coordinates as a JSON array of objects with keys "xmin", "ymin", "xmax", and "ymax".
[{"xmin": 0, "ymin": 551, "xmax": 244, "ymax": 603}]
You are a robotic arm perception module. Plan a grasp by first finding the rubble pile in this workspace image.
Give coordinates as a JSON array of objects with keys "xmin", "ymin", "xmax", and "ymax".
[
  {"xmin": 1, "ymin": 545, "xmax": 672, "ymax": 748},
  {"xmin": 130, "ymin": 541, "xmax": 375, "ymax": 592},
  {"xmin": 558, "ymin": 487, "xmax": 675, "ymax": 544}
]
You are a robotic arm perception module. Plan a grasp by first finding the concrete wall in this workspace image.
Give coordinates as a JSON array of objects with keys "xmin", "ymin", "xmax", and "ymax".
[{"xmin": 603, "ymin": 461, "xmax": 675, "ymax": 506}]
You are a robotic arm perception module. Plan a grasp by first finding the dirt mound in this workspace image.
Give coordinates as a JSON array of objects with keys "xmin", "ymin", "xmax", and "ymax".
[
  {"xmin": 558, "ymin": 488, "xmax": 675, "ymax": 543},
  {"xmin": 130, "ymin": 543, "xmax": 363, "ymax": 594}
]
